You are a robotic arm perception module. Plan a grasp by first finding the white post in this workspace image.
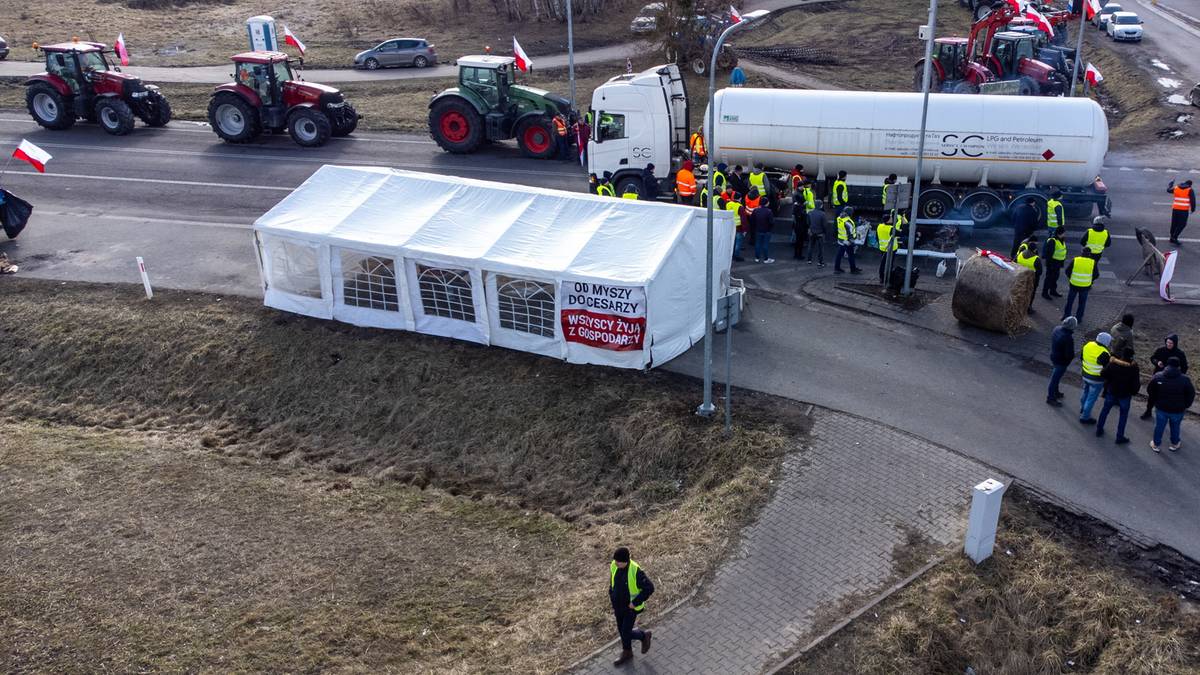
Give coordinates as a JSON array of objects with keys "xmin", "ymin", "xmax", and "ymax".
[
  {"xmin": 136, "ymin": 256, "xmax": 153, "ymax": 299},
  {"xmin": 963, "ymin": 478, "xmax": 1007, "ymax": 564},
  {"xmin": 566, "ymin": 0, "xmax": 576, "ymax": 109}
]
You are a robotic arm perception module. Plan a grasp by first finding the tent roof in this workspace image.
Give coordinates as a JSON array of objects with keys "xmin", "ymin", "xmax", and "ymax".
[{"xmin": 254, "ymin": 165, "xmax": 701, "ymax": 284}]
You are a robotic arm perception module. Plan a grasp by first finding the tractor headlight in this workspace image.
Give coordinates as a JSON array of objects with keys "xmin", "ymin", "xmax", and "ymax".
[
  {"xmin": 326, "ymin": 101, "xmax": 345, "ymax": 109},
  {"xmin": 130, "ymin": 91, "xmax": 149, "ymax": 99}
]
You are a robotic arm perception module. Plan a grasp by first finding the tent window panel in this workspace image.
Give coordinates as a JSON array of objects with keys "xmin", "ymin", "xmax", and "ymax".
[
  {"xmin": 341, "ymin": 252, "xmax": 400, "ymax": 312},
  {"xmin": 417, "ymin": 265, "xmax": 476, "ymax": 322},
  {"xmin": 268, "ymin": 238, "xmax": 322, "ymax": 298},
  {"xmin": 496, "ymin": 276, "xmax": 555, "ymax": 338}
]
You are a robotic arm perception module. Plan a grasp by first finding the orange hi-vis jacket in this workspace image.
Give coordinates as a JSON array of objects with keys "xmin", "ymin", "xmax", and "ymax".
[{"xmin": 676, "ymin": 168, "xmax": 697, "ymax": 197}]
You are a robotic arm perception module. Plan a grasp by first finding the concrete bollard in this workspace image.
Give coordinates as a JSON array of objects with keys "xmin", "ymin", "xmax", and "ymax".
[{"xmin": 964, "ymin": 478, "xmax": 1007, "ymax": 564}]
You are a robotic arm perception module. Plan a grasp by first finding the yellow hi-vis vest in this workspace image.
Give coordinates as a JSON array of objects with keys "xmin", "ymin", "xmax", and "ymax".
[
  {"xmin": 1050, "ymin": 237, "xmax": 1067, "ymax": 261},
  {"xmin": 877, "ymin": 223, "xmax": 894, "ymax": 252},
  {"xmin": 882, "ymin": 182, "xmax": 891, "ymax": 205},
  {"xmin": 1081, "ymin": 340, "xmax": 1109, "ymax": 378},
  {"xmin": 837, "ymin": 215, "xmax": 855, "ymax": 243},
  {"xmin": 1016, "ymin": 246, "xmax": 1038, "ymax": 270},
  {"xmin": 1069, "ymin": 256, "xmax": 1095, "ymax": 288},
  {"xmin": 610, "ymin": 560, "xmax": 646, "ymax": 611},
  {"xmin": 622, "ymin": 191, "xmax": 639, "ymax": 200},
  {"xmin": 1046, "ymin": 198, "xmax": 1063, "ymax": 229},
  {"xmin": 749, "ymin": 171, "xmax": 766, "ymax": 193},
  {"xmin": 801, "ymin": 185, "xmax": 816, "ymax": 210},
  {"xmin": 712, "ymin": 170, "xmax": 727, "ymax": 192},
  {"xmin": 597, "ymin": 183, "xmax": 615, "ymax": 197},
  {"xmin": 725, "ymin": 199, "xmax": 742, "ymax": 222},
  {"xmin": 832, "ymin": 179, "xmax": 848, "ymax": 206},
  {"xmin": 1084, "ymin": 228, "xmax": 1110, "ymax": 255}
]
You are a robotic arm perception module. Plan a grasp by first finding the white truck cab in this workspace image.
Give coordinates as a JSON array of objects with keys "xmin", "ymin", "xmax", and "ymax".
[{"xmin": 588, "ymin": 64, "xmax": 688, "ymax": 198}]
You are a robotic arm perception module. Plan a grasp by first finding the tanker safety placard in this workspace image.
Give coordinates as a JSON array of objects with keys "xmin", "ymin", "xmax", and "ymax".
[{"xmin": 560, "ymin": 281, "xmax": 646, "ymax": 351}]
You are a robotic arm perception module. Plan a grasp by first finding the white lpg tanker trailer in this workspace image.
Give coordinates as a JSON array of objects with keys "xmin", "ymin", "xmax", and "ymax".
[{"xmin": 587, "ymin": 64, "xmax": 1110, "ymax": 227}]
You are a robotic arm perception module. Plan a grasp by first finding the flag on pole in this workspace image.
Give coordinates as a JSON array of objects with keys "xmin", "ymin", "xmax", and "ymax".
[
  {"xmin": 513, "ymin": 37, "xmax": 532, "ymax": 72},
  {"xmin": 12, "ymin": 140, "xmax": 52, "ymax": 173},
  {"xmin": 1004, "ymin": 0, "xmax": 1026, "ymax": 12},
  {"xmin": 1085, "ymin": 62, "xmax": 1103, "ymax": 86},
  {"xmin": 114, "ymin": 32, "xmax": 130, "ymax": 66},
  {"xmin": 1160, "ymin": 249, "xmax": 1177, "ymax": 302},
  {"xmin": 1024, "ymin": 5, "xmax": 1055, "ymax": 37},
  {"xmin": 282, "ymin": 25, "xmax": 306, "ymax": 55},
  {"xmin": 1085, "ymin": 0, "xmax": 1101, "ymax": 20},
  {"xmin": 730, "ymin": 5, "xmax": 742, "ymax": 23}
]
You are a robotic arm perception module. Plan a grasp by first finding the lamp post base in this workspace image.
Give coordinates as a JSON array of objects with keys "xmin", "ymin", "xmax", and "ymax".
[{"xmin": 695, "ymin": 402, "xmax": 717, "ymax": 417}]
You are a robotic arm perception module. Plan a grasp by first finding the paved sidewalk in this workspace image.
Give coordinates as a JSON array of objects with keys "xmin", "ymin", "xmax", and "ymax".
[{"xmin": 574, "ymin": 408, "xmax": 995, "ymax": 674}]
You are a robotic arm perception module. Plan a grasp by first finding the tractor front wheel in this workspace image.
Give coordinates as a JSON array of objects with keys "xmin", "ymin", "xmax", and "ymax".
[
  {"xmin": 331, "ymin": 103, "xmax": 359, "ymax": 137},
  {"xmin": 1017, "ymin": 76, "xmax": 1040, "ymax": 96},
  {"xmin": 429, "ymin": 98, "xmax": 484, "ymax": 154},
  {"xmin": 137, "ymin": 91, "xmax": 173, "ymax": 127},
  {"xmin": 287, "ymin": 107, "xmax": 333, "ymax": 147},
  {"xmin": 516, "ymin": 116, "xmax": 557, "ymax": 159},
  {"xmin": 96, "ymin": 98, "xmax": 135, "ymax": 136},
  {"xmin": 207, "ymin": 93, "xmax": 261, "ymax": 143},
  {"xmin": 26, "ymin": 84, "xmax": 75, "ymax": 131}
]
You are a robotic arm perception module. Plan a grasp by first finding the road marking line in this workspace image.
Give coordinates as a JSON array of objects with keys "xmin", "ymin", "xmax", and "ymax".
[
  {"xmin": 35, "ymin": 210, "xmax": 254, "ymax": 230},
  {"xmin": 1144, "ymin": 168, "xmax": 1159, "ymax": 172},
  {"xmin": 1112, "ymin": 234, "xmax": 1200, "ymax": 243},
  {"xmin": 4, "ymin": 170, "xmax": 294, "ymax": 191}
]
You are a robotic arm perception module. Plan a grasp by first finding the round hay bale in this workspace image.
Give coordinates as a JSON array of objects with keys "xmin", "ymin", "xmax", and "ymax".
[{"xmin": 951, "ymin": 254, "xmax": 1036, "ymax": 334}]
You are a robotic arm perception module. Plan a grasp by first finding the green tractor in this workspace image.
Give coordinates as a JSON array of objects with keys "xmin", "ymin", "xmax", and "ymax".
[{"xmin": 428, "ymin": 55, "xmax": 572, "ymax": 159}]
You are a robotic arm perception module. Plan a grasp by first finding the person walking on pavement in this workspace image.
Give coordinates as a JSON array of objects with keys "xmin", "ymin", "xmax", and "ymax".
[
  {"xmin": 1147, "ymin": 356, "xmax": 1194, "ymax": 453},
  {"xmin": 1108, "ymin": 313, "xmax": 1135, "ymax": 358},
  {"xmin": 675, "ymin": 160, "xmax": 697, "ymax": 205},
  {"xmin": 1016, "ymin": 235, "xmax": 1042, "ymax": 314},
  {"xmin": 1168, "ymin": 179, "xmax": 1195, "ymax": 244},
  {"xmin": 1047, "ymin": 316, "xmax": 1077, "ymax": 406},
  {"xmin": 1079, "ymin": 331, "xmax": 1112, "ymax": 424},
  {"xmin": 807, "ymin": 199, "xmax": 827, "ymax": 267},
  {"xmin": 1010, "ymin": 197, "xmax": 1039, "ymax": 259},
  {"xmin": 1062, "ymin": 251, "xmax": 1100, "ymax": 323},
  {"xmin": 609, "ymin": 547, "xmax": 655, "ymax": 666},
  {"xmin": 1097, "ymin": 346, "xmax": 1139, "ymax": 444},
  {"xmin": 1041, "ymin": 226, "xmax": 1068, "ymax": 300},
  {"xmin": 831, "ymin": 170, "xmax": 849, "ymax": 216},
  {"xmin": 752, "ymin": 200, "xmax": 776, "ymax": 264},
  {"xmin": 834, "ymin": 206, "xmax": 861, "ymax": 274},
  {"xmin": 1142, "ymin": 333, "xmax": 1189, "ymax": 419},
  {"xmin": 640, "ymin": 164, "xmax": 659, "ymax": 201},
  {"xmin": 1081, "ymin": 216, "xmax": 1112, "ymax": 257}
]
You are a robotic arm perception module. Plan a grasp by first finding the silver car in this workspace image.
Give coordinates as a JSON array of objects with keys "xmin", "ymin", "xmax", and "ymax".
[
  {"xmin": 0, "ymin": 35, "xmax": 9, "ymax": 61},
  {"xmin": 354, "ymin": 38, "xmax": 437, "ymax": 70}
]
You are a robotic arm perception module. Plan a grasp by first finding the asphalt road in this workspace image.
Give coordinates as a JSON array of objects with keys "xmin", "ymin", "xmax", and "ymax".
[
  {"xmin": 1127, "ymin": 0, "xmax": 1200, "ymax": 84},
  {"xmin": 0, "ymin": 114, "xmax": 1198, "ymax": 558}
]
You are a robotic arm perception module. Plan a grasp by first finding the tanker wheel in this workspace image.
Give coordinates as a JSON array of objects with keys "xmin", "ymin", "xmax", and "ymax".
[
  {"xmin": 429, "ymin": 98, "xmax": 483, "ymax": 154},
  {"xmin": 95, "ymin": 98, "xmax": 135, "ymax": 136},
  {"xmin": 287, "ymin": 107, "xmax": 333, "ymax": 147},
  {"xmin": 137, "ymin": 91, "xmax": 172, "ymax": 127},
  {"xmin": 918, "ymin": 192, "xmax": 953, "ymax": 221},
  {"xmin": 207, "ymin": 93, "xmax": 261, "ymax": 143},
  {"xmin": 964, "ymin": 194, "xmax": 1004, "ymax": 228},
  {"xmin": 25, "ymin": 84, "xmax": 75, "ymax": 130},
  {"xmin": 516, "ymin": 116, "xmax": 557, "ymax": 160}
]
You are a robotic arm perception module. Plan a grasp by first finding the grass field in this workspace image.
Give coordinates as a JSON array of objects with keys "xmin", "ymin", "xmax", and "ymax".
[{"xmin": 0, "ymin": 278, "xmax": 808, "ymax": 671}]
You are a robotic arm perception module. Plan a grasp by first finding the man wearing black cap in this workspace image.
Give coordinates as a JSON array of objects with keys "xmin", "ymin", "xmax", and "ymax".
[{"xmin": 609, "ymin": 547, "xmax": 655, "ymax": 666}]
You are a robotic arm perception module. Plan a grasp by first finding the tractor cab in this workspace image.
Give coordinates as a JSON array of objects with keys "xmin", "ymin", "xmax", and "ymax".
[
  {"xmin": 457, "ymin": 55, "xmax": 517, "ymax": 111},
  {"xmin": 37, "ymin": 42, "xmax": 134, "ymax": 108},
  {"xmin": 982, "ymin": 31, "xmax": 1063, "ymax": 94},
  {"xmin": 932, "ymin": 38, "xmax": 970, "ymax": 81}
]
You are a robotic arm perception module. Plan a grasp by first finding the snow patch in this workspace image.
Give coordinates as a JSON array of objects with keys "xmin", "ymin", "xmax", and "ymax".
[
  {"xmin": 1151, "ymin": 59, "xmax": 1173, "ymax": 71},
  {"xmin": 1157, "ymin": 77, "xmax": 1182, "ymax": 89},
  {"xmin": 1178, "ymin": 114, "xmax": 1194, "ymax": 124},
  {"xmin": 1168, "ymin": 94, "xmax": 1191, "ymax": 105}
]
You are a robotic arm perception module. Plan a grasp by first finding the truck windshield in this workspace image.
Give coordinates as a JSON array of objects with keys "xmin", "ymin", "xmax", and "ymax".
[{"xmin": 598, "ymin": 113, "xmax": 626, "ymax": 141}]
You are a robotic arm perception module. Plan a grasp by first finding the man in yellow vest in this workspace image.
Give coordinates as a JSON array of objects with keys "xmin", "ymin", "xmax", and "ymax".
[
  {"xmin": 1078, "ymin": 332, "xmax": 1112, "ymax": 425},
  {"xmin": 882, "ymin": 173, "xmax": 897, "ymax": 207},
  {"xmin": 596, "ymin": 171, "xmax": 615, "ymax": 197},
  {"xmin": 1168, "ymin": 179, "xmax": 1195, "ymax": 244},
  {"xmin": 876, "ymin": 213, "xmax": 900, "ymax": 284},
  {"xmin": 1062, "ymin": 251, "xmax": 1100, "ymax": 323},
  {"xmin": 793, "ymin": 179, "xmax": 816, "ymax": 259},
  {"xmin": 621, "ymin": 183, "xmax": 640, "ymax": 200},
  {"xmin": 711, "ymin": 162, "xmax": 729, "ymax": 195},
  {"xmin": 1046, "ymin": 191, "xmax": 1065, "ymax": 233},
  {"xmin": 1015, "ymin": 235, "xmax": 1043, "ymax": 314},
  {"xmin": 1040, "ymin": 226, "xmax": 1068, "ymax": 300},
  {"xmin": 675, "ymin": 159, "xmax": 697, "ymax": 205},
  {"xmin": 609, "ymin": 547, "xmax": 655, "ymax": 665},
  {"xmin": 1080, "ymin": 216, "xmax": 1111, "ymax": 257},
  {"xmin": 831, "ymin": 170, "xmax": 849, "ymax": 216},
  {"xmin": 722, "ymin": 194, "xmax": 747, "ymax": 262},
  {"xmin": 834, "ymin": 206, "xmax": 862, "ymax": 274}
]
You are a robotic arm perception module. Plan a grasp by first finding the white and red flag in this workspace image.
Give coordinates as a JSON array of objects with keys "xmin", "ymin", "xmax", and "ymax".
[
  {"xmin": 730, "ymin": 5, "xmax": 742, "ymax": 22},
  {"xmin": 282, "ymin": 25, "xmax": 306, "ymax": 55},
  {"xmin": 1161, "ymin": 249, "xmax": 1177, "ymax": 302},
  {"xmin": 114, "ymin": 32, "xmax": 130, "ymax": 66},
  {"xmin": 1085, "ymin": 62, "xmax": 1103, "ymax": 86},
  {"xmin": 513, "ymin": 37, "xmax": 531, "ymax": 72},
  {"xmin": 12, "ymin": 140, "xmax": 51, "ymax": 173},
  {"xmin": 1024, "ymin": 5, "xmax": 1055, "ymax": 37},
  {"xmin": 1085, "ymin": 0, "xmax": 1101, "ymax": 19},
  {"xmin": 1004, "ymin": 0, "xmax": 1026, "ymax": 12}
]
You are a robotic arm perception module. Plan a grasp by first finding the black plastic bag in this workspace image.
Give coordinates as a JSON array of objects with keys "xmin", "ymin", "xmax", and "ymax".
[{"xmin": 0, "ymin": 188, "xmax": 33, "ymax": 239}]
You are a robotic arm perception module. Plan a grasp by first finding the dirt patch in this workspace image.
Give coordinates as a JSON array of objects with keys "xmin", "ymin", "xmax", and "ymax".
[
  {"xmin": 786, "ymin": 487, "xmax": 1200, "ymax": 674},
  {"xmin": 1076, "ymin": 302, "xmax": 1200, "ymax": 373},
  {"xmin": 836, "ymin": 282, "xmax": 941, "ymax": 311}
]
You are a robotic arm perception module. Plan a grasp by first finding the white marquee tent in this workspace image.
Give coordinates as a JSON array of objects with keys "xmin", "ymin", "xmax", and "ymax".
[{"xmin": 252, "ymin": 166, "xmax": 735, "ymax": 369}]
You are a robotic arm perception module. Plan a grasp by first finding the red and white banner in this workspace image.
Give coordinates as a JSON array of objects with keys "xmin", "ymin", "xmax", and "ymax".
[
  {"xmin": 1024, "ymin": 5, "xmax": 1055, "ymax": 37},
  {"xmin": 283, "ymin": 25, "xmax": 306, "ymax": 55},
  {"xmin": 12, "ymin": 139, "xmax": 51, "ymax": 173},
  {"xmin": 1085, "ymin": 62, "xmax": 1103, "ymax": 86},
  {"xmin": 560, "ymin": 281, "xmax": 646, "ymax": 351},
  {"xmin": 513, "ymin": 37, "xmax": 532, "ymax": 72},
  {"xmin": 114, "ymin": 32, "xmax": 130, "ymax": 66},
  {"xmin": 1161, "ymin": 249, "xmax": 1177, "ymax": 301},
  {"xmin": 1085, "ymin": 0, "xmax": 1101, "ymax": 20},
  {"xmin": 730, "ymin": 5, "xmax": 742, "ymax": 22},
  {"xmin": 1005, "ymin": 0, "xmax": 1025, "ymax": 12}
]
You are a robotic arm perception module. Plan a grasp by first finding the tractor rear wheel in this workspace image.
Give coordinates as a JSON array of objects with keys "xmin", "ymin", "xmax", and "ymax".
[
  {"xmin": 1017, "ymin": 76, "xmax": 1040, "ymax": 96},
  {"xmin": 96, "ymin": 98, "xmax": 135, "ymax": 136},
  {"xmin": 26, "ymin": 84, "xmax": 75, "ymax": 130},
  {"xmin": 287, "ymin": 107, "xmax": 333, "ymax": 147},
  {"xmin": 331, "ymin": 103, "xmax": 359, "ymax": 137},
  {"xmin": 208, "ymin": 93, "xmax": 261, "ymax": 143},
  {"xmin": 137, "ymin": 91, "xmax": 172, "ymax": 127},
  {"xmin": 516, "ymin": 116, "xmax": 557, "ymax": 159},
  {"xmin": 429, "ymin": 98, "xmax": 484, "ymax": 154}
]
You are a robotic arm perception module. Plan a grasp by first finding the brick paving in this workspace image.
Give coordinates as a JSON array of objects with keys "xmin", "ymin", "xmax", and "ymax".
[{"xmin": 574, "ymin": 409, "xmax": 997, "ymax": 674}]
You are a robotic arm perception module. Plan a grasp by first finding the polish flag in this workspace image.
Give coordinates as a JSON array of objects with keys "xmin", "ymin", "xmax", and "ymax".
[
  {"xmin": 1085, "ymin": 62, "xmax": 1103, "ymax": 86},
  {"xmin": 1024, "ymin": 5, "xmax": 1055, "ymax": 37},
  {"xmin": 1161, "ymin": 249, "xmax": 1177, "ymax": 301},
  {"xmin": 12, "ymin": 139, "xmax": 52, "ymax": 173},
  {"xmin": 1085, "ymin": 0, "xmax": 1101, "ymax": 19},
  {"xmin": 282, "ymin": 25, "xmax": 306, "ymax": 55},
  {"xmin": 730, "ymin": 5, "xmax": 742, "ymax": 22},
  {"xmin": 114, "ymin": 32, "xmax": 130, "ymax": 66},
  {"xmin": 1004, "ymin": 0, "xmax": 1026, "ymax": 12},
  {"xmin": 513, "ymin": 37, "xmax": 532, "ymax": 72}
]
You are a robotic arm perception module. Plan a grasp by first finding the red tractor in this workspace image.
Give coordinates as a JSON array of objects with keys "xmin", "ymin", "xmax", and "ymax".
[
  {"xmin": 24, "ymin": 41, "xmax": 171, "ymax": 135},
  {"xmin": 207, "ymin": 51, "xmax": 359, "ymax": 147}
]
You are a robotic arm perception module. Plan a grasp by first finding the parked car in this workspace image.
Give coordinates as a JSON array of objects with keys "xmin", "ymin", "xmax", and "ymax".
[
  {"xmin": 354, "ymin": 38, "xmax": 436, "ymax": 70},
  {"xmin": 1094, "ymin": 2, "xmax": 1123, "ymax": 29},
  {"xmin": 630, "ymin": 2, "xmax": 665, "ymax": 34},
  {"xmin": 1107, "ymin": 11, "xmax": 1143, "ymax": 40},
  {"xmin": 0, "ymin": 35, "xmax": 9, "ymax": 60}
]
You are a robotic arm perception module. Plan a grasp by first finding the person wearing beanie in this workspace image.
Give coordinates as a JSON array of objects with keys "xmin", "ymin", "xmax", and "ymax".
[
  {"xmin": 1168, "ymin": 178, "xmax": 1195, "ymax": 244},
  {"xmin": 1047, "ymin": 316, "xmax": 1078, "ymax": 406},
  {"xmin": 1147, "ymin": 355, "xmax": 1195, "ymax": 452},
  {"xmin": 1142, "ymin": 333, "xmax": 1189, "ymax": 419},
  {"xmin": 608, "ymin": 547, "xmax": 655, "ymax": 665},
  {"xmin": 1108, "ymin": 313, "xmax": 1135, "ymax": 358},
  {"xmin": 1079, "ymin": 331, "xmax": 1112, "ymax": 424},
  {"xmin": 1097, "ymin": 346, "xmax": 1140, "ymax": 444},
  {"xmin": 1081, "ymin": 216, "xmax": 1112, "ymax": 258},
  {"xmin": 1041, "ymin": 226, "xmax": 1068, "ymax": 300},
  {"xmin": 675, "ymin": 159, "xmax": 697, "ymax": 205}
]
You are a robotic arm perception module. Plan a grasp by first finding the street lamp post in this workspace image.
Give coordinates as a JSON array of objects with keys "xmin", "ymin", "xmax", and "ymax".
[
  {"xmin": 1069, "ymin": 4, "xmax": 1087, "ymax": 96},
  {"xmin": 699, "ymin": 10, "xmax": 770, "ymax": 417},
  {"xmin": 566, "ymin": 0, "xmax": 576, "ymax": 108},
  {"xmin": 902, "ymin": 0, "xmax": 937, "ymax": 296}
]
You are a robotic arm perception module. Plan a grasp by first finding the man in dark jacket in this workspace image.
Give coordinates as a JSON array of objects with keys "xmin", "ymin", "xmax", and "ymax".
[
  {"xmin": 807, "ymin": 200, "xmax": 826, "ymax": 266},
  {"xmin": 1010, "ymin": 197, "xmax": 1040, "ymax": 259},
  {"xmin": 1097, "ymin": 346, "xmax": 1139, "ymax": 444},
  {"xmin": 641, "ymin": 164, "xmax": 659, "ymax": 201},
  {"xmin": 1047, "ymin": 316, "xmax": 1077, "ymax": 406},
  {"xmin": 751, "ymin": 201, "xmax": 776, "ymax": 263},
  {"xmin": 1147, "ymin": 356, "xmax": 1195, "ymax": 452},
  {"xmin": 1142, "ymin": 333, "xmax": 1188, "ymax": 418},
  {"xmin": 609, "ymin": 547, "xmax": 655, "ymax": 665},
  {"xmin": 729, "ymin": 165, "xmax": 749, "ymax": 199}
]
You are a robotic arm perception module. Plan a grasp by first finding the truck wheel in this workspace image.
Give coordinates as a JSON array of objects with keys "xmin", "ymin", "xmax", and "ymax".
[
  {"xmin": 95, "ymin": 98, "xmax": 135, "ymax": 136},
  {"xmin": 26, "ymin": 84, "xmax": 75, "ymax": 130},
  {"xmin": 918, "ymin": 192, "xmax": 953, "ymax": 221},
  {"xmin": 1017, "ymin": 76, "xmax": 1040, "ymax": 96},
  {"xmin": 515, "ymin": 116, "xmax": 556, "ymax": 159},
  {"xmin": 331, "ymin": 103, "xmax": 359, "ymax": 137},
  {"xmin": 207, "ymin": 93, "xmax": 261, "ymax": 143},
  {"xmin": 964, "ymin": 194, "xmax": 1003, "ymax": 227},
  {"xmin": 287, "ymin": 107, "xmax": 333, "ymax": 147},
  {"xmin": 137, "ymin": 91, "xmax": 172, "ymax": 127},
  {"xmin": 429, "ymin": 98, "xmax": 483, "ymax": 154}
]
